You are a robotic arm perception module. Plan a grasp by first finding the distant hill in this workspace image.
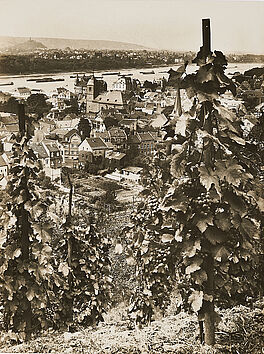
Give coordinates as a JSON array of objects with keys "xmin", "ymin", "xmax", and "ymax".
[
  {"xmin": 0, "ymin": 36, "xmax": 151, "ymax": 52},
  {"xmin": 7, "ymin": 39, "xmax": 46, "ymax": 53}
]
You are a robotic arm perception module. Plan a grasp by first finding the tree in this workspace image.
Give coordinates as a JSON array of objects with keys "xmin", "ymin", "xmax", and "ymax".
[
  {"xmin": 0, "ymin": 97, "xmax": 19, "ymax": 114},
  {"xmin": 126, "ymin": 23, "xmax": 263, "ymax": 346},
  {"xmin": 104, "ymin": 116, "xmax": 119, "ymax": 129},
  {"xmin": 77, "ymin": 117, "xmax": 91, "ymax": 140},
  {"xmin": 26, "ymin": 93, "xmax": 51, "ymax": 118},
  {"xmin": 63, "ymin": 97, "xmax": 79, "ymax": 115},
  {"xmin": 143, "ymin": 80, "xmax": 158, "ymax": 91}
]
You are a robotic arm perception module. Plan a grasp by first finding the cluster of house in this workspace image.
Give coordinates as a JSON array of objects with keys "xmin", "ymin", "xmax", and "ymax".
[
  {"xmin": 0, "ymin": 90, "xmax": 167, "ymax": 187},
  {"xmin": 0, "ymin": 73, "xmax": 173, "ymax": 187},
  {"xmin": 0, "ymin": 111, "xmax": 162, "ymax": 187},
  {"xmin": 2, "ymin": 65, "xmax": 263, "ymax": 189},
  {"xmin": 233, "ymin": 69, "xmax": 264, "ymax": 106}
]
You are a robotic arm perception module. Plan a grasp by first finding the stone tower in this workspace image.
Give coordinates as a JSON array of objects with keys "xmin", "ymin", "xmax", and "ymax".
[{"xmin": 86, "ymin": 75, "xmax": 96, "ymax": 103}]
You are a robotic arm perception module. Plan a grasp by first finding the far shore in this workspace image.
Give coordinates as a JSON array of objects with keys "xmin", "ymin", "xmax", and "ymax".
[{"xmin": 0, "ymin": 62, "xmax": 263, "ymax": 79}]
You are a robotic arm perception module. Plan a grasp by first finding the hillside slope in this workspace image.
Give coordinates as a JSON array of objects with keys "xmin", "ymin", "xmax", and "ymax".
[
  {"xmin": 0, "ymin": 36, "xmax": 151, "ymax": 51},
  {"xmin": 0, "ymin": 302, "xmax": 263, "ymax": 353}
]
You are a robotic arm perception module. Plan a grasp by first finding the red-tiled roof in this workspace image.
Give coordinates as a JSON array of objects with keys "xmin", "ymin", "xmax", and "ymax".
[
  {"xmin": 106, "ymin": 151, "xmax": 126, "ymax": 160},
  {"xmin": 0, "ymin": 155, "xmax": 8, "ymax": 167},
  {"xmin": 17, "ymin": 87, "xmax": 31, "ymax": 94},
  {"xmin": 0, "ymin": 115, "xmax": 18, "ymax": 125},
  {"xmin": 64, "ymin": 129, "xmax": 80, "ymax": 139},
  {"xmin": 5, "ymin": 124, "xmax": 19, "ymax": 133},
  {"xmin": 108, "ymin": 127, "xmax": 127, "ymax": 139},
  {"xmin": 94, "ymin": 131, "xmax": 110, "ymax": 140},
  {"xmin": 31, "ymin": 143, "xmax": 49, "ymax": 159},
  {"xmin": 85, "ymin": 137, "xmax": 108, "ymax": 150},
  {"xmin": 95, "ymin": 91, "xmax": 124, "ymax": 105},
  {"xmin": 137, "ymin": 132, "xmax": 156, "ymax": 142}
]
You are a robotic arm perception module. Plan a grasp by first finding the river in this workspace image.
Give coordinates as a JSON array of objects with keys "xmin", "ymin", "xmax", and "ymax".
[{"xmin": 0, "ymin": 63, "xmax": 263, "ymax": 96}]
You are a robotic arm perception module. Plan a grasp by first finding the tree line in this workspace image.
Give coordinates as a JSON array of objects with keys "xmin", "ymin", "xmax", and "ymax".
[{"xmin": 0, "ymin": 53, "xmax": 178, "ymax": 75}]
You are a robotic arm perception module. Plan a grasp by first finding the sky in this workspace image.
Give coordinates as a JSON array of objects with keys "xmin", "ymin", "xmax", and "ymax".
[{"xmin": 0, "ymin": 0, "xmax": 263, "ymax": 53}]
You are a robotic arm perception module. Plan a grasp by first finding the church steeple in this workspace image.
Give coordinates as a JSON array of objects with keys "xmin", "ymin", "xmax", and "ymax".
[{"xmin": 87, "ymin": 76, "xmax": 96, "ymax": 102}]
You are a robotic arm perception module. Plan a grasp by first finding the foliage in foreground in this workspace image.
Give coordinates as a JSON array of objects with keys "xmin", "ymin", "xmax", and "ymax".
[
  {"xmin": 0, "ymin": 111, "xmax": 112, "ymax": 341},
  {"xmin": 50, "ymin": 212, "xmax": 112, "ymax": 328},
  {"xmin": 0, "ymin": 135, "xmax": 55, "ymax": 340},
  {"xmin": 126, "ymin": 49, "xmax": 263, "ymax": 344}
]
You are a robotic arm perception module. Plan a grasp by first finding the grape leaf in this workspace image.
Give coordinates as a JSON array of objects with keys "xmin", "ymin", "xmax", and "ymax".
[
  {"xmin": 197, "ymin": 64, "xmax": 214, "ymax": 83},
  {"xmin": 162, "ymin": 234, "xmax": 174, "ymax": 243},
  {"xmin": 240, "ymin": 218, "xmax": 260, "ymax": 239},
  {"xmin": 247, "ymin": 191, "xmax": 264, "ymax": 212},
  {"xmin": 212, "ymin": 245, "xmax": 230, "ymax": 261},
  {"xmin": 12, "ymin": 248, "xmax": 21, "ymax": 259},
  {"xmin": 175, "ymin": 113, "xmax": 191, "ymax": 136},
  {"xmin": 161, "ymin": 189, "xmax": 189, "ymax": 212},
  {"xmin": 189, "ymin": 290, "xmax": 203, "ymax": 312},
  {"xmin": 58, "ymin": 262, "xmax": 70, "ymax": 277},
  {"xmin": 183, "ymin": 239, "xmax": 201, "ymax": 258},
  {"xmin": 199, "ymin": 166, "xmax": 220, "ymax": 193},
  {"xmin": 214, "ymin": 212, "xmax": 231, "ymax": 231},
  {"xmin": 223, "ymin": 190, "xmax": 247, "ymax": 216},
  {"xmin": 216, "ymin": 104, "xmax": 237, "ymax": 122},
  {"xmin": 196, "ymin": 214, "xmax": 214, "ymax": 233},
  {"xmin": 114, "ymin": 243, "xmax": 123, "ymax": 254},
  {"xmin": 205, "ymin": 226, "xmax": 227, "ymax": 245},
  {"xmin": 215, "ymin": 160, "xmax": 244, "ymax": 187},
  {"xmin": 170, "ymin": 142, "xmax": 188, "ymax": 178},
  {"xmin": 26, "ymin": 288, "xmax": 35, "ymax": 302},
  {"xmin": 185, "ymin": 257, "xmax": 203, "ymax": 275},
  {"xmin": 193, "ymin": 269, "xmax": 208, "ymax": 285}
]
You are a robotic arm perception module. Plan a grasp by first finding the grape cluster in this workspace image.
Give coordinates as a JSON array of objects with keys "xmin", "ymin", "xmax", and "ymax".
[
  {"xmin": 147, "ymin": 196, "xmax": 159, "ymax": 211},
  {"xmin": 179, "ymin": 179, "xmax": 201, "ymax": 198},
  {"xmin": 194, "ymin": 191, "xmax": 213, "ymax": 214}
]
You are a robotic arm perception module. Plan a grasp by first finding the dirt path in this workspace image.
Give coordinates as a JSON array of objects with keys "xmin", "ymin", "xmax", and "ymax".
[{"xmin": 1, "ymin": 302, "xmax": 263, "ymax": 353}]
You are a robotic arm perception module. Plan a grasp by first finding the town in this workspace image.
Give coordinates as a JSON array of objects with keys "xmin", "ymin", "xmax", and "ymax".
[{"xmin": 0, "ymin": 61, "xmax": 263, "ymax": 194}]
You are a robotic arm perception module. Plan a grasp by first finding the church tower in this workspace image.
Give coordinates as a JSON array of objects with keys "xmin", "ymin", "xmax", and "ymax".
[
  {"xmin": 86, "ymin": 75, "xmax": 100, "ymax": 114},
  {"xmin": 86, "ymin": 75, "xmax": 96, "ymax": 103}
]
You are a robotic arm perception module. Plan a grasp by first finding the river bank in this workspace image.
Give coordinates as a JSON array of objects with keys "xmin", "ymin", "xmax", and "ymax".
[{"xmin": 0, "ymin": 62, "xmax": 263, "ymax": 96}]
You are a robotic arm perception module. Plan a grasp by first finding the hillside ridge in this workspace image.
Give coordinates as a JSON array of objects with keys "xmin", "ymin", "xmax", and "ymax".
[{"xmin": 0, "ymin": 36, "xmax": 151, "ymax": 51}]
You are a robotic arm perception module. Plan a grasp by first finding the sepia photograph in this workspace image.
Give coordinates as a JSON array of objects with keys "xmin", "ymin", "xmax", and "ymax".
[{"xmin": 0, "ymin": 0, "xmax": 263, "ymax": 352}]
